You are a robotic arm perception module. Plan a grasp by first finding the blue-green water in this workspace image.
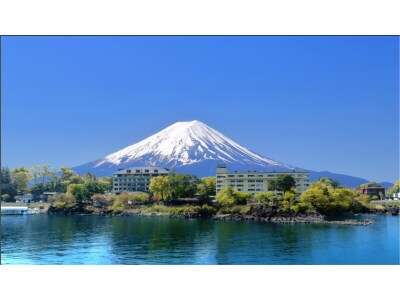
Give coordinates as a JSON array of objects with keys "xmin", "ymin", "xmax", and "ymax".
[{"xmin": 1, "ymin": 214, "xmax": 399, "ymax": 264}]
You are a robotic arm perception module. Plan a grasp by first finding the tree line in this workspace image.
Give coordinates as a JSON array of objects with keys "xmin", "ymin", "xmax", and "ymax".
[{"xmin": 0, "ymin": 166, "xmax": 112, "ymax": 202}]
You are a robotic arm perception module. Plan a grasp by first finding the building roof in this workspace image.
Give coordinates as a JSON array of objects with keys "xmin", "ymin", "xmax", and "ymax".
[
  {"xmin": 113, "ymin": 167, "xmax": 170, "ymax": 175},
  {"xmin": 358, "ymin": 182, "xmax": 384, "ymax": 189}
]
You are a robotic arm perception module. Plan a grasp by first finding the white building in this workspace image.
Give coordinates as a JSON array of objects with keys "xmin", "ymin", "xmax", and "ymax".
[
  {"xmin": 112, "ymin": 167, "xmax": 169, "ymax": 194},
  {"xmin": 216, "ymin": 165, "xmax": 309, "ymax": 194},
  {"xmin": 15, "ymin": 193, "xmax": 33, "ymax": 203}
]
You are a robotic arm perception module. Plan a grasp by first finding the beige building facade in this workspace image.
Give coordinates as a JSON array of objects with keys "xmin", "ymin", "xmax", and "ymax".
[
  {"xmin": 112, "ymin": 167, "xmax": 169, "ymax": 194},
  {"xmin": 216, "ymin": 165, "xmax": 309, "ymax": 194}
]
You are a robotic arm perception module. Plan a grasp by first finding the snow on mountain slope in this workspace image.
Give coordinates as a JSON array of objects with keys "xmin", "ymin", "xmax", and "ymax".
[
  {"xmin": 74, "ymin": 120, "xmax": 296, "ymax": 176},
  {"xmin": 73, "ymin": 120, "xmax": 391, "ymax": 187}
]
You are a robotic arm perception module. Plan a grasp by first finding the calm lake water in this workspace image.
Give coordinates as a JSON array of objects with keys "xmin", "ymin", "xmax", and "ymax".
[{"xmin": 1, "ymin": 214, "xmax": 399, "ymax": 264}]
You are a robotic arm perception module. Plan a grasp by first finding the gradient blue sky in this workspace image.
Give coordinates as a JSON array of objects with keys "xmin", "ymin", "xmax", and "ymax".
[{"xmin": 1, "ymin": 36, "xmax": 399, "ymax": 182}]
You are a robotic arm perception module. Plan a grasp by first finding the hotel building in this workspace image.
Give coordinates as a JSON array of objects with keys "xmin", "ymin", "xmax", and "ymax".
[
  {"xmin": 216, "ymin": 165, "xmax": 309, "ymax": 194},
  {"xmin": 112, "ymin": 167, "xmax": 169, "ymax": 194}
]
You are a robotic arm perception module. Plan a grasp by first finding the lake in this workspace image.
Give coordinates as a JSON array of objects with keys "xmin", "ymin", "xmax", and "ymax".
[{"xmin": 1, "ymin": 214, "xmax": 399, "ymax": 264}]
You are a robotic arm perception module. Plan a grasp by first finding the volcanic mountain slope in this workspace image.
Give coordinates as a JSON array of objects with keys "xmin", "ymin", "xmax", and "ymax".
[
  {"xmin": 74, "ymin": 120, "xmax": 392, "ymax": 188},
  {"xmin": 74, "ymin": 120, "xmax": 298, "ymax": 177}
]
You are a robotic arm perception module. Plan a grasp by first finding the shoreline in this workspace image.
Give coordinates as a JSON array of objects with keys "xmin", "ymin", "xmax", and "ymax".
[{"xmin": 46, "ymin": 207, "xmax": 380, "ymax": 226}]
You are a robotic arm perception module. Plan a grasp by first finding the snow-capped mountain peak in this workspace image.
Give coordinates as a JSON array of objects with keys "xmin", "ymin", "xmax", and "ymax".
[
  {"xmin": 73, "ymin": 120, "xmax": 390, "ymax": 187},
  {"xmin": 75, "ymin": 120, "xmax": 295, "ymax": 176}
]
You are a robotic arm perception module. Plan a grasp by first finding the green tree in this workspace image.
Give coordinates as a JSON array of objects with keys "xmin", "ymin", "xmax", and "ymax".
[
  {"xmin": 83, "ymin": 173, "xmax": 97, "ymax": 183},
  {"xmin": 282, "ymin": 189, "xmax": 297, "ymax": 211},
  {"xmin": 267, "ymin": 179, "xmax": 278, "ymax": 191},
  {"xmin": 268, "ymin": 175, "xmax": 296, "ymax": 193},
  {"xmin": 60, "ymin": 167, "xmax": 75, "ymax": 182},
  {"xmin": 84, "ymin": 180, "xmax": 108, "ymax": 196},
  {"xmin": 11, "ymin": 167, "xmax": 32, "ymax": 194},
  {"xmin": 50, "ymin": 193, "xmax": 77, "ymax": 210},
  {"xmin": 30, "ymin": 165, "xmax": 42, "ymax": 185},
  {"xmin": 329, "ymin": 188, "xmax": 354, "ymax": 213},
  {"xmin": 216, "ymin": 187, "xmax": 251, "ymax": 206},
  {"xmin": 254, "ymin": 191, "xmax": 276, "ymax": 204},
  {"xmin": 67, "ymin": 180, "xmax": 109, "ymax": 204},
  {"xmin": 46, "ymin": 167, "xmax": 60, "ymax": 192},
  {"xmin": 67, "ymin": 183, "xmax": 88, "ymax": 203},
  {"xmin": 1, "ymin": 167, "xmax": 17, "ymax": 201},
  {"xmin": 319, "ymin": 177, "xmax": 340, "ymax": 188},
  {"xmin": 234, "ymin": 191, "xmax": 252, "ymax": 205},
  {"xmin": 387, "ymin": 180, "xmax": 400, "ymax": 196},
  {"xmin": 168, "ymin": 173, "xmax": 198, "ymax": 199},
  {"xmin": 149, "ymin": 174, "xmax": 199, "ymax": 202},
  {"xmin": 57, "ymin": 167, "xmax": 85, "ymax": 192},
  {"xmin": 216, "ymin": 187, "xmax": 236, "ymax": 206},
  {"xmin": 149, "ymin": 176, "xmax": 172, "ymax": 201},
  {"xmin": 31, "ymin": 183, "xmax": 48, "ymax": 200},
  {"xmin": 98, "ymin": 177, "xmax": 113, "ymax": 192},
  {"xmin": 299, "ymin": 184, "xmax": 330, "ymax": 215},
  {"xmin": 276, "ymin": 174, "xmax": 296, "ymax": 192},
  {"xmin": 197, "ymin": 176, "xmax": 216, "ymax": 201},
  {"xmin": 300, "ymin": 179, "xmax": 362, "ymax": 216}
]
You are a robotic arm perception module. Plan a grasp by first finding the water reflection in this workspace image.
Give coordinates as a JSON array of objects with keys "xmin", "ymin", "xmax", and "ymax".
[{"xmin": 1, "ymin": 215, "xmax": 398, "ymax": 264}]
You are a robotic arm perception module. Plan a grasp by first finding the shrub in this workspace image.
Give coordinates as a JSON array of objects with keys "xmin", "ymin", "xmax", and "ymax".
[
  {"xmin": 50, "ymin": 193, "xmax": 77, "ymax": 210},
  {"xmin": 235, "ymin": 191, "xmax": 252, "ymax": 205},
  {"xmin": 254, "ymin": 192, "xmax": 275, "ymax": 204},
  {"xmin": 216, "ymin": 187, "xmax": 251, "ymax": 206},
  {"xmin": 109, "ymin": 192, "xmax": 150, "ymax": 212},
  {"xmin": 350, "ymin": 193, "xmax": 370, "ymax": 213},
  {"xmin": 197, "ymin": 177, "xmax": 216, "ymax": 201},
  {"xmin": 67, "ymin": 184, "xmax": 87, "ymax": 203},
  {"xmin": 110, "ymin": 197, "xmax": 125, "ymax": 214},
  {"xmin": 292, "ymin": 202, "xmax": 313, "ymax": 214},
  {"xmin": 300, "ymin": 184, "xmax": 332, "ymax": 215},
  {"xmin": 300, "ymin": 179, "xmax": 371, "ymax": 216},
  {"xmin": 142, "ymin": 204, "xmax": 170, "ymax": 214},
  {"xmin": 118, "ymin": 192, "xmax": 150, "ymax": 204},
  {"xmin": 198, "ymin": 204, "xmax": 217, "ymax": 217},
  {"xmin": 91, "ymin": 193, "xmax": 112, "ymax": 208},
  {"xmin": 216, "ymin": 187, "xmax": 236, "ymax": 206},
  {"xmin": 169, "ymin": 205, "xmax": 200, "ymax": 217},
  {"xmin": 1, "ymin": 194, "xmax": 12, "ymax": 202},
  {"xmin": 219, "ymin": 205, "xmax": 251, "ymax": 215}
]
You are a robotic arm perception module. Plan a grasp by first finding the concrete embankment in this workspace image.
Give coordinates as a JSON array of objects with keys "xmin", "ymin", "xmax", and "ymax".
[{"xmin": 1, "ymin": 202, "xmax": 50, "ymax": 214}]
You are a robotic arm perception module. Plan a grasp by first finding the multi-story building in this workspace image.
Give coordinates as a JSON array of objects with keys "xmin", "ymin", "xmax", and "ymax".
[
  {"xmin": 112, "ymin": 167, "xmax": 169, "ymax": 194},
  {"xmin": 357, "ymin": 183, "xmax": 385, "ymax": 200},
  {"xmin": 216, "ymin": 165, "xmax": 309, "ymax": 194}
]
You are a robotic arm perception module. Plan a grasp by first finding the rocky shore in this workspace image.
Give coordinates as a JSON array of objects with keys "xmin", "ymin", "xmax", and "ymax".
[
  {"xmin": 105, "ymin": 207, "xmax": 375, "ymax": 226},
  {"xmin": 47, "ymin": 204, "xmax": 381, "ymax": 226},
  {"xmin": 213, "ymin": 213, "xmax": 374, "ymax": 225}
]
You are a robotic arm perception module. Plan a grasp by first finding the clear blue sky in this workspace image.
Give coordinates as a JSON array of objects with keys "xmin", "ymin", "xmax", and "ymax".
[{"xmin": 1, "ymin": 36, "xmax": 398, "ymax": 182}]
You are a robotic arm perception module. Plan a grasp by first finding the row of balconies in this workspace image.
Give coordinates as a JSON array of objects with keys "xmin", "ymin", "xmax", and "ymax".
[{"xmin": 217, "ymin": 174, "xmax": 308, "ymax": 179}]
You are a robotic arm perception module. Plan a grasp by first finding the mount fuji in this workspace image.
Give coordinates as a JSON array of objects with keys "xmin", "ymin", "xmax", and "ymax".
[{"xmin": 74, "ymin": 120, "xmax": 392, "ymax": 188}]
